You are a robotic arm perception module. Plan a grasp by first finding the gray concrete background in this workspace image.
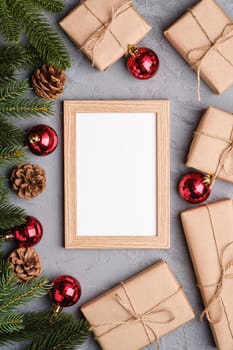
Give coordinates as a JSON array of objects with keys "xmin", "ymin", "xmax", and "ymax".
[{"xmin": 3, "ymin": 0, "xmax": 233, "ymax": 349}]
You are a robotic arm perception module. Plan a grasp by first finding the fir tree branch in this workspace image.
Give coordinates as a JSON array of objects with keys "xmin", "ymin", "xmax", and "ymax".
[
  {"xmin": 0, "ymin": 98, "xmax": 54, "ymax": 118},
  {"xmin": 0, "ymin": 177, "xmax": 9, "ymax": 203},
  {"xmin": 0, "ymin": 313, "xmax": 24, "ymax": 334},
  {"xmin": 9, "ymin": 0, "xmax": 71, "ymax": 70},
  {"xmin": 32, "ymin": 0, "xmax": 65, "ymax": 13},
  {"xmin": 0, "ymin": 76, "xmax": 16, "ymax": 87},
  {"xmin": 0, "ymin": 80, "xmax": 31, "ymax": 103},
  {"xmin": 24, "ymin": 43, "xmax": 44, "ymax": 68},
  {"xmin": 0, "ymin": 312, "xmax": 89, "ymax": 348},
  {"xmin": 0, "ymin": 44, "xmax": 43, "ymax": 75},
  {"xmin": 0, "ymin": 0, "xmax": 21, "ymax": 42},
  {"xmin": 0, "ymin": 45, "xmax": 29, "ymax": 73},
  {"xmin": 0, "ymin": 275, "xmax": 52, "ymax": 312},
  {"xmin": 0, "ymin": 145, "xmax": 26, "ymax": 166},
  {"xmin": 0, "ymin": 203, "xmax": 26, "ymax": 231},
  {"xmin": 23, "ymin": 317, "xmax": 90, "ymax": 350},
  {"xmin": 0, "ymin": 120, "xmax": 25, "ymax": 147},
  {"xmin": 0, "ymin": 259, "xmax": 18, "ymax": 304}
]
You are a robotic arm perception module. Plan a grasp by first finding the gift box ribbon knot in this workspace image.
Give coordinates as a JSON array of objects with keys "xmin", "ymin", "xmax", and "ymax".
[
  {"xmin": 198, "ymin": 205, "xmax": 233, "ymax": 335},
  {"xmin": 187, "ymin": 9, "xmax": 233, "ymax": 101},
  {"xmin": 90, "ymin": 282, "xmax": 183, "ymax": 350},
  {"xmin": 195, "ymin": 125, "xmax": 233, "ymax": 181},
  {"xmin": 80, "ymin": 0, "xmax": 133, "ymax": 66}
]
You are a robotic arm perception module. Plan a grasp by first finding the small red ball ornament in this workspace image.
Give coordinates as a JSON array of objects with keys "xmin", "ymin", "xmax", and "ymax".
[
  {"xmin": 178, "ymin": 172, "xmax": 212, "ymax": 204},
  {"xmin": 1, "ymin": 216, "xmax": 43, "ymax": 247},
  {"xmin": 26, "ymin": 124, "xmax": 58, "ymax": 156},
  {"xmin": 50, "ymin": 275, "xmax": 81, "ymax": 322},
  {"xmin": 127, "ymin": 46, "xmax": 159, "ymax": 80}
]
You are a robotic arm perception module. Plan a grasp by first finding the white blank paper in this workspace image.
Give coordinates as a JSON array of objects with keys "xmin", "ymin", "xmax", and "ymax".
[{"xmin": 76, "ymin": 113, "xmax": 157, "ymax": 236}]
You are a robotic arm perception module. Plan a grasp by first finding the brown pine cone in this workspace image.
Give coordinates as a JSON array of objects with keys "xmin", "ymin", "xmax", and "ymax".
[
  {"xmin": 8, "ymin": 247, "xmax": 42, "ymax": 283},
  {"xmin": 10, "ymin": 163, "xmax": 46, "ymax": 200},
  {"xmin": 32, "ymin": 64, "xmax": 66, "ymax": 99}
]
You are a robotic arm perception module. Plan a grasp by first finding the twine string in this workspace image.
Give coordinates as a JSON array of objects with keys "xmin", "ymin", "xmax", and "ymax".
[
  {"xmin": 80, "ymin": 0, "xmax": 133, "ymax": 66},
  {"xmin": 89, "ymin": 282, "xmax": 181, "ymax": 350},
  {"xmin": 194, "ymin": 125, "xmax": 233, "ymax": 182},
  {"xmin": 187, "ymin": 9, "xmax": 233, "ymax": 101},
  {"xmin": 198, "ymin": 205, "xmax": 233, "ymax": 331}
]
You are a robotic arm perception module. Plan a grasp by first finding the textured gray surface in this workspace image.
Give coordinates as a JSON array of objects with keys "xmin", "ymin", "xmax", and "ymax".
[{"xmin": 3, "ymin": 0, "xmax": 233, "ymax": 349}]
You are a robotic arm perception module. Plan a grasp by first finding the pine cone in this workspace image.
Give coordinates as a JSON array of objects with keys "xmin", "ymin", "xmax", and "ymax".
[
  {"xmin": 32, "ymin": 64, "xmax": 66, "ymax": 99},
  {"xmin": 10, "ymin": 163, "xmax": 46, "ymax": 200},
  {"xmin": 8, "ymin": 247, "xmax": 42, "ymax": 283}
]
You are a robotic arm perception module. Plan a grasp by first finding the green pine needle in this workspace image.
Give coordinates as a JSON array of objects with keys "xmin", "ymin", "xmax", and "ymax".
[
  {"xmin": 0, "ymin": 312, "xmax": 89, "ymax": 348},
  {"xmin": 0, "ymin": 203, "xmax": 26, "ymax": 231},
  {"xmin": 0, "ymin": 45, "xmax": 29, "ymax": 73},
  {"xmin": 0, "ymin": 178, "xmax": 9, "ymax": 203},
  {"xmin": 9, "ymin": 0, "xmax": 71, "ymax": 70},
  {"xmin": 0, "ymin": 98, "xmax": 54, "ymax": 118},
  {"xmin": 0, "ymin": 0, "xmax": 21, "ymax": 42},
  {"xmin": 0, "ymin": 274, "xmax": 52, "ymax": 313},
  {"xmin": 0, "ymin": 120, "xmax": 25, "ymax": 147},
  {"xmin": 32, "ymin": 0, "xmax": 65, "ymax": 13},
  {"xmin": 23, "ymin": 317, "xmax": 90, "ymax": 350},
  {"xmin": 0, "ymin": 76, "xmax": 16, "ymax": 87},
  {"xmin": 0, "ymin": 313, "xmax": 24, "ymax": 334},
  {"xmin": 0, "ymin": 80, "xmax": 31, "ymax": 103},
  {"xmin": 0, "ymin": 145, "xmax": 26, "ymax": 166}
]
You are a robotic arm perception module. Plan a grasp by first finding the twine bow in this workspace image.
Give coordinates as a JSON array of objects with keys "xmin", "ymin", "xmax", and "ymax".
[
  {"xmin": 194, "ymin": 125, "xmax": 233, "ymax": 183},
  {"xmin": 90, "ymin": 282, "xmax": 179, "ymax": 350},
  {"xmin": 199, "ymin": 241, "xmax": 233, "ymax": 324},
  {"xmin": 80, "ymin": 0, "xmax": 133, "ymax": 67},
  {"xmin": 187, "ymin": 9, "xmax": 233, "ymax": 101}
]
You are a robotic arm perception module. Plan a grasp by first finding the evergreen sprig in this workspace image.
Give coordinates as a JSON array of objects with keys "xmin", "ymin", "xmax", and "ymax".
[
  {"xmin": 0, "ymin": 79, "xmax": 54, "ymax": 119},
  {"xmin": 23, "ymin": 318, "xmax": 90, "ymax": 350},
  {"xmin": 0, "ymin": 263, "xmax": 52, "ymax": 313},
  {"xmin": 0, "ymin": 0, "xmax": 21, "ymax": 42},
  {"xmin": 0, "ymin": 98, "xmax": 54, "ymax": 119},
  {"xmin": 0, "ymin": 80, "xmax": 31, "ymax": 103},
  {"xmin": 32, "ymin": 0, "xmax": 65, "ymax": 13},
  {"xmin": 0, "ymin": 44, "xmax": 43, "ymax": 80},
  {"xmin": 0, "ymin": 203, "xmax": 26, "ymax": 231},
  {"xmin": 0, "ymin": 120, "xmax": 25, "ymax": 147},
  {"xmin": 0, "ymin": 45, "xmax": 29, "ymax": 77},
  {"xmin": 0, "ymin": 313, "xmax": 24, "ymax": 334},
  {"xmin": 8, "ymin": 0, "xmax": 71, "ymax": 70},
  {"xmin": 0, "ymin": 145, "xmax": 26, "ymax": 166},
  {"xmin": 0, "ymin": 312, "xmax": 90, "ymax": 349},
  {"xmin": 0, "ymin": 178, "xmax": 8, "ymax": 203}
]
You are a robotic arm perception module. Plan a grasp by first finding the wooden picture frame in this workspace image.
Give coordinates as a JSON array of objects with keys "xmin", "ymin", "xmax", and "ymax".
[{"xmin": 64, "ymin": 100, "xmax": 170, "ymax": 249}]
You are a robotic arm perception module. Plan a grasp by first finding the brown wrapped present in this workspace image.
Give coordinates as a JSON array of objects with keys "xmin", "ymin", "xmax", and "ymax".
[
  {"xmin": 164, "ymin": 0, "xmax": 233, "ymax": 100},
  {"xmin": 81, "ymin": 260, "xmax": 194, "ymax": 350},
  {"xmin": 186, "ymin": 106, "xmax": 233, "ymax": 184},
  {"xmin": 59, "ymin": 0, "xmax": 151, "ymax": 71},
  {"xmin": 181, "ymin": 199, "xmax": 233, "ymax": 350}
]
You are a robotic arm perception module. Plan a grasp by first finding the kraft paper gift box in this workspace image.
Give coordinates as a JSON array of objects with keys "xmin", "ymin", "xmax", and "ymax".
[
  {"xmin": 81, "ymin": 260, "xmax": 195, "ymax": 350},
  {"xmin": 59, "ymin": 0, "xmax": 151, "ymax": 71},
  {"xmin": 181, "ymin": 199, "xmax": 233, "ymax": 350},
  {"xmin": 186, "ymin": 106, "xmax": 233, "ymax": 184},
  {"xmin": 164, "ymin": 0, "xmax": 233, "ymax": 99}
]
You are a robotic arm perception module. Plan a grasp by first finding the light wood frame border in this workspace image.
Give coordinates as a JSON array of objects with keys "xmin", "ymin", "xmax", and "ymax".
[{"xmin": 64, "ymin": 100, "xmax": 170, "ymax": 249}]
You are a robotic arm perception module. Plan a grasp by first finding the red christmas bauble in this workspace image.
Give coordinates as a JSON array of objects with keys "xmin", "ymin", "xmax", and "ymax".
[
  {"xmin": 178, "ymin": 172, "xmax": 211, "ymax": 204},
  {"xmin": 14, "ymin": 216, "xmax": 43, "ymax": 247},
  {"xmin": 127, "ymin": 47, "xmax": 159, "ymax": 79},
  {"xmin": 50, "ymin": 275, "xmax": 81, "ymax": 307},
  {"xmin": 26, "ymin": 124, "xmax": 58, "ymax": 156}
]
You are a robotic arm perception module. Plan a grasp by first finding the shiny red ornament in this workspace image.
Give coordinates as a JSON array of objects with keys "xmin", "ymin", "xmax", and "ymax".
[
  {"xmin": 127, "ymin": 46, "xmax": 159, "ymax": 79},
  {"xmin": 50, "ymin": 275, "xmax": 81, "ymax": 308},
  {"xmin": 2, "ymin": 216, "xmax": 43, "ymax": 247},
  {"xmin": 178, "ymin": 172, "xmax": 211, "ymax": 204},
  {"xmin": 26, "ymin": 124, "xmax": 58, "ymax": 156}
]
